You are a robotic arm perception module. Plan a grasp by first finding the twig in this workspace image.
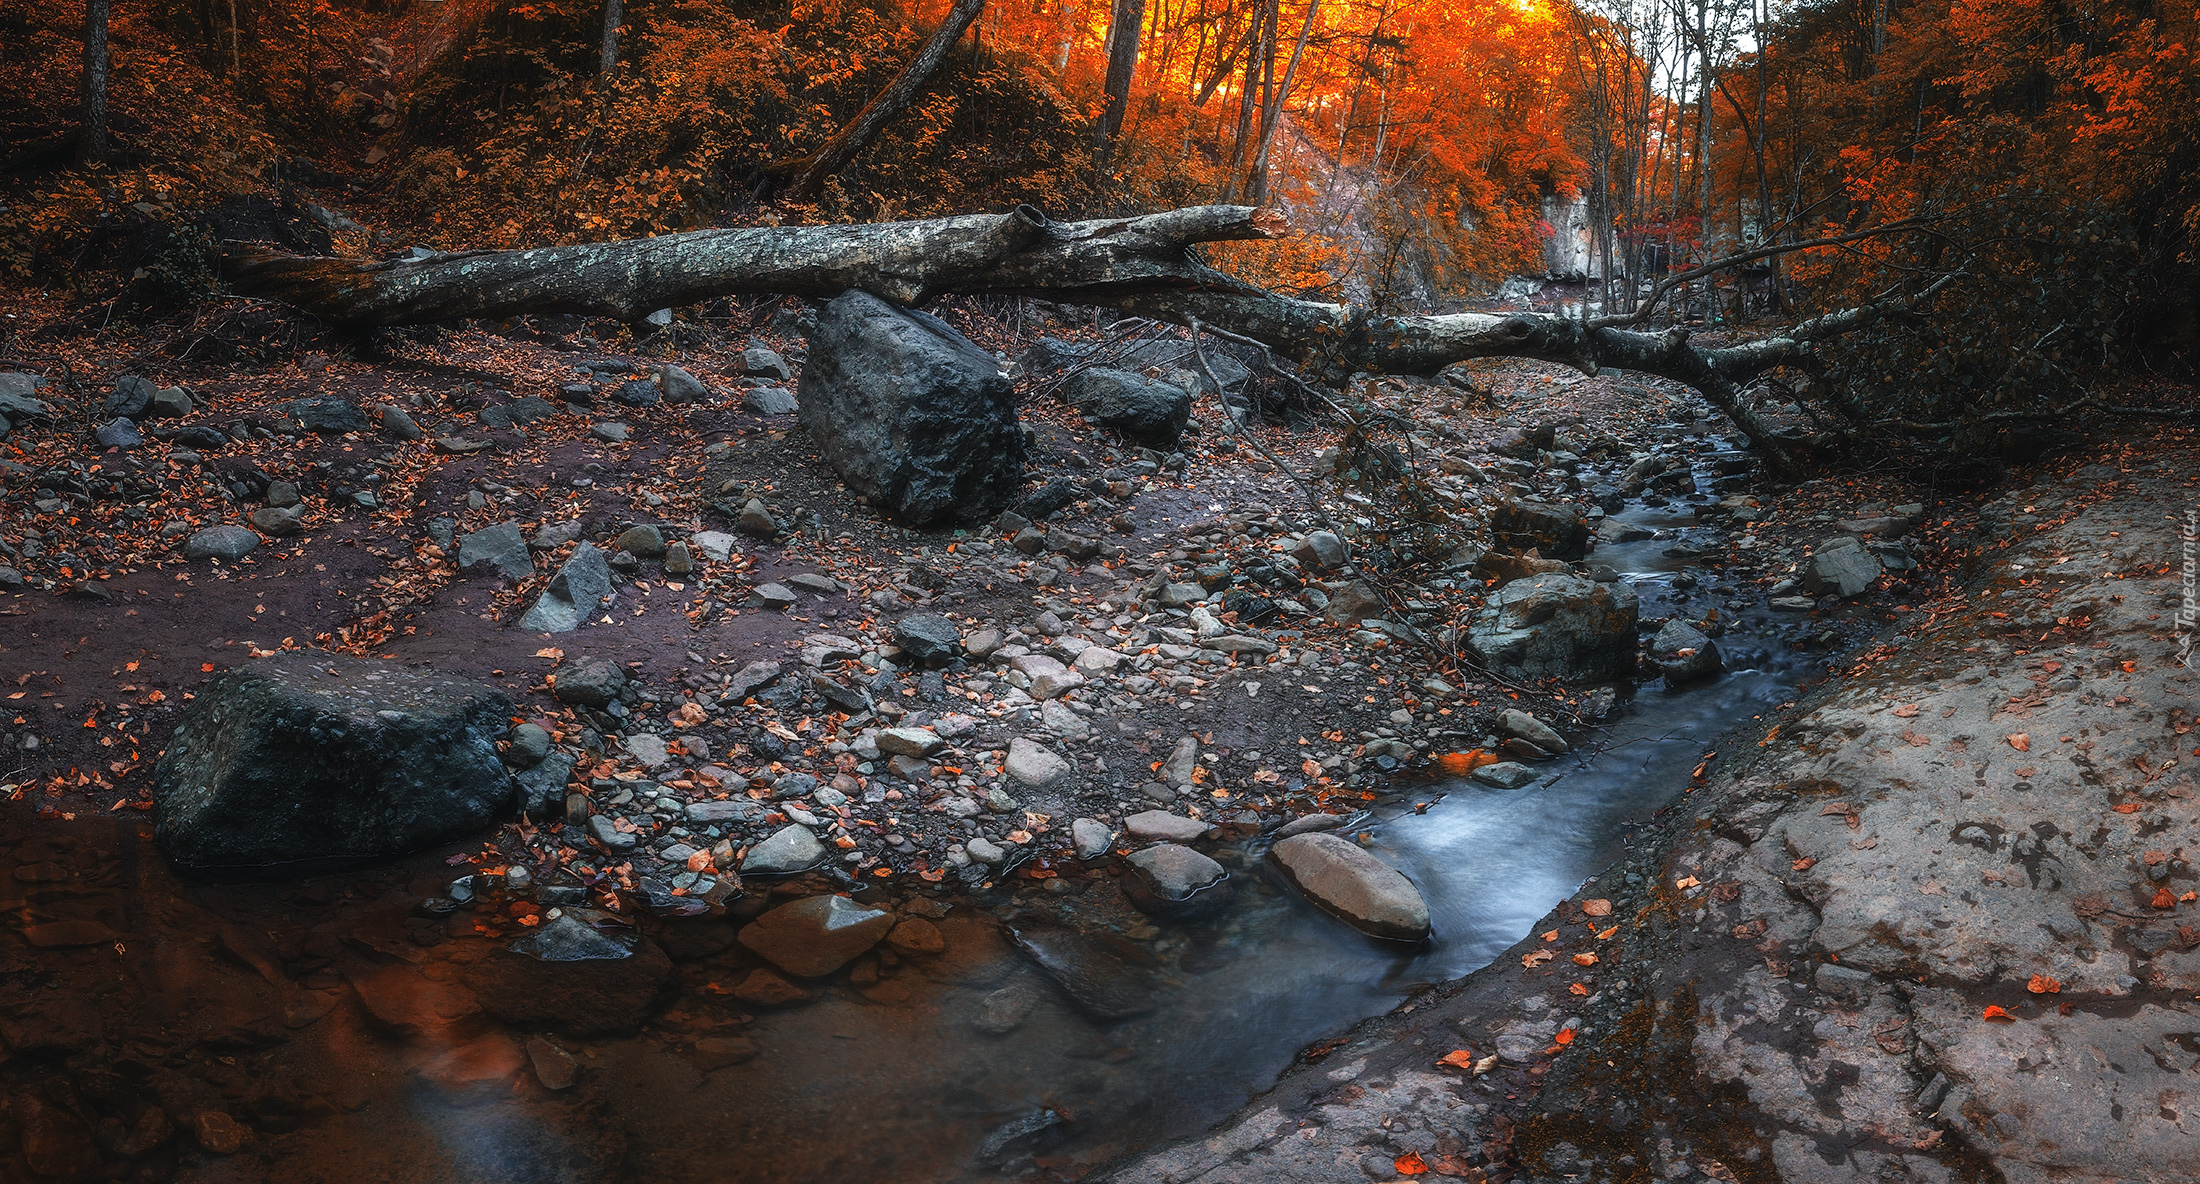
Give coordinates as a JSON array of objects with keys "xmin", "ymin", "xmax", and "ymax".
[{"xmin": 1185, "ymin": 317, "xmax": 1343, "ymax": 538}]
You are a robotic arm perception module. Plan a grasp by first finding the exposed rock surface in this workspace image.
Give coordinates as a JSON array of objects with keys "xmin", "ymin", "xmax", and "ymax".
[
  {"xmin": 152, "ymin": 656, "xmax": 517, "ymax": 875},
  {"xmin": 1465, "ymin": 572, "xmax": 1638, "ymax": 682},
  {"xmin": 1649, "ymin": 618, "xmax": 1722, "ymax": 683},
  {"xmin": 797, "ymin": 289, "xmax": 1026, "ymax": 524},
  {"xmin": 1121, "ymin": 843, "xmax": 1229, "ymax": 918},
  {"xmin": 1269, "ymin": 832, "xmax": 1430, "ymax": 941},
  {"xmin": 737, "ymin": 894, "xmax": 894, "ymax": 978},
  {"xmin": 1061, "ymin": 368, "xmax": 1192, "ymax": 447}
]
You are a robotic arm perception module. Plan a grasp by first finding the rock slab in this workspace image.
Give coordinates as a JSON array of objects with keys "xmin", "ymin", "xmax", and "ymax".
[
  {"xmin": 737, "ymin": 894, "xmax": 894, "ymax": 978},
  {"xmin": 1465, "ymin": 572, "xmax": 1638, "ymax": 683}
]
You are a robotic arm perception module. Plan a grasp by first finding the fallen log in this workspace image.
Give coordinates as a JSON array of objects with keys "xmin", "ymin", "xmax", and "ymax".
[{"xmin": 224, "ymin": 203, "xmax": 1949, "ymax": 470}]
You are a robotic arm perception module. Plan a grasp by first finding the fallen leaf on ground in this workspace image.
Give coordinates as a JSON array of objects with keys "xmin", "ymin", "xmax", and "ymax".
[
  {"xmin": 2007, "ymin": 733, "xmax": 2030, "ymax": 751},
  {"xmin": 1437, "ymin": 1049, "xmax": 1477, "ymax": 1069},
  {"xmin": 1982, "ymin": 1005, "xmax": 2016, "ymax": 1022},
  {"xmin": 2026, "ymin": 975, "xmax": 2061, "ymax": 994},
  {"xmin": 1581, "ymin": 898, "xmax": 1612, "ymax": 916},
  {"xmin": 1893, "ymin": 703, "xmax": 1920, "ymax": 717},
  {"xmin": 1521, "ymin": 949, "xmax": 1554, "ymax": 967},
  {"xmin": 1674, "ymin": 875, "xmax": 1700, "ymax": 889},
  {"xmin": 1395, "ymin": 1152, "xmax": 1429, "ymax": 1175},
  {"xmin": 1570, "ymin": 983, "xmax": 1589, "ymax": 995},
  {"xmin": 1572, "ymin": 952, "xmax": 1598, "ymax": 966},
  {"xmin": 1542, "ymin": 930, "xmax": 1559, "ymax": 942}
]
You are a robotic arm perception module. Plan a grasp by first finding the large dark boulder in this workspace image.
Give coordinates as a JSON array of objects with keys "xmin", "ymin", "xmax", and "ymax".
[
  {"xmin": 798, "ymin": 290, "xmax": 1026, "ymax": 525},
  {"xmin": 1062, "ymin": 367, "xmax": 1192, "ymax": 447},
  {"xmin": 152, "ymin": 655, "xmax": 518, "ymax": 876},
  {"xmin": 1464, "ymin": 572, "xmax": 1639, "ymax": 683},
  {"xmin": 1491, "ymin": 498, "xmax": 1591, "ymax": 561}
]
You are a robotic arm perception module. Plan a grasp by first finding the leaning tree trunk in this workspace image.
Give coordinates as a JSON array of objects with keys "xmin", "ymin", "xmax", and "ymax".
[
  {"xmin": 225, "ymin": 204, "xmax": 1942, "ymax": 470},
  {"xmin": 770, "ymin": 0, "xmax": 987, "ymax": 202}
]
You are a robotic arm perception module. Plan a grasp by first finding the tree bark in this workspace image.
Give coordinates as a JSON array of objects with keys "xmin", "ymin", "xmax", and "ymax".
[
  {"xmin": 1095, "ymin": 0, "xmax": 1147, "ymax": 168},
  {"xmin": 772, "ymin": 0, "xmax": 988, "ymax": 202},
  {"xmin": 225, "ymin": 204, "xmax": 1946, "ymax": 470},
  {"xmin": 82, "ymin": 0, "xmax": 111, "ymax": 164},
  {"xmin": 600, "ymin": 0, "xmax": 621, "ymax": 76}
]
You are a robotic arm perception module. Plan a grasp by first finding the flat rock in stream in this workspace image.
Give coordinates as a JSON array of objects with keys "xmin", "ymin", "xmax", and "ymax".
[
  {"xmin": 1464, "ymin": 572, "xmax": 1638, "ymax": 683},
  {"xmin": 1269, "ymin": 833, "xmax": 1430, "ymax": 942},
  {"xmin": 461, "ymin": 915, "xmax": 674, "ymax": 1036},
  {"xmin": 1121, "ymin": 843, "xmax": 1230, "ymax": 918},
  {"xmin": 737, "ymin": 894, "xmax": 894, "ymax": 979},
  {"xmin": 151, "ymin": 655, "xmax": 517, "ymax": 876},
  {"xmin": 1007, "ymin": 919, "xmax": 1156, "ymax": 1021}
]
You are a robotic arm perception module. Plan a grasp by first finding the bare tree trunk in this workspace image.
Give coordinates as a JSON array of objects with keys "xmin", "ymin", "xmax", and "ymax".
[
  {"xmin": 599, "ymin": 0, "xmax": 621, "ymax": 76},
  {"xmin": 227, "ymin": 204, "xmax": 1955, "ymax": 470},
  {"xmin": 82, "ymin": 0, "xmax": 111, "ymax": 163},
  {"xmin": 771, "ymin": 0, "xmax": 987, "ymax": 201},
  {"xmin": 1095, "ymin": 0, "xmax": 1147, "ymax": 168},
  {"xmin": 1246, "ymin": 0, "xmax": 1320, "ymax": 207}
]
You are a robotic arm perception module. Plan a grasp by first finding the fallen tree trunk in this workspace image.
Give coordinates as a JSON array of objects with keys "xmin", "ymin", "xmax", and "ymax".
[{"xmin": 225, "ymin": 203, "xmax": 1944, "ymax": 469}]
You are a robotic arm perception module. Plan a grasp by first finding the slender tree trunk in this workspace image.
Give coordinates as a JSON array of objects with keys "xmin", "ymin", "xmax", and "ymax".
[
  {"xmin": 599, "ymin": 0, "xmax": 621, "ymax": 76},
  {"xmin": 1095, "ymin": 0, "xmax": 1147, "ymax": 168},
  {"xmin": 1246, "ymin": 0, "xmax": 1320, "ymax": 207},
  {"xmin": 82, "ymin": 0, "xmax": 111, "ymax": 163},
  {"xmin": 772, "ymin": 0, "xmax": 988, "ymax": 201}
]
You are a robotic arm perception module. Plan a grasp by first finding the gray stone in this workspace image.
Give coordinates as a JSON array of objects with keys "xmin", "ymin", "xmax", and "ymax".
[
  {"xmin": 657, "ymin": 364, "xmax": 707, "ymax": 403},
  {"xmin": 1498, "ymin": 709, "xmax": 1571, "ymax": 754},
  {"xmin": 1319, "ymin": 580, "xmax": 1386, "ymax": 626},
  {"xmin": 1804, "ymin": 535, "xmax": 1883, "ymax": 598},
  {"xmin": 1465, "ymin": 572, "xmax": 1638, "ymax": 682},
  {"xmin": 518, "ymin": 542, "xmax": 615, "ymax": 632},
  {"xmin": 893, "ymin": 614, "xmax": 962, "ymax": 665},
  {"xmin": 1293, "ymin": 530, "xmax": 1349, "ymax": 571},
  {"xmin": 1274, "ymin": 813, "xmax": 1349, "ymax": 839},
  {"xmin": 551, "ymin": 658, "xmax": 627, "ymax": 708},
  {"xmin": 690, "ymin": 530, "xmax": 738, "ymax": 562},
  {"xmin": 738, "ymin": 894, "xmax": 893, "ymax": 977},
  {"xmin": 249, "ymin": 506, "xmax": 305, "ymax": 536},
  {"xmin": 1491, "ymin": 498, "xmax": 1591, "ymax": 560},
  {"xmin": 797, "ymin": 290, "xmax": 1025, "ymax": 525},
  {"xmin": 1040, "ymin": 699, "xmax": 1088, "ymax": 739},
  {"xmin": 615, "ymin": 524, "xmax": 667, "ymax": 559},
  {"xmin": 278, "ymin": 396, "xmax": 370, "ymax": 434},
  {"xmin": 964, "ymin": 836, "xmax": 1007, "ymax": 865},
  {"xmin": 591, "ymin": 422, "xmax": 629, "ymax": 443},
  {"xmin": 95, "ymin": 418, "xmax": 144, "ymax": 449},
  {"xmin": 1071, "ymin": 817, "xmax": 1115, "ymax": 859},
  {"xmin": 621, "ymin": 733, "xmax": 669, "ymax": 769},
  {"xmin": 265, "ymin": 480, "xmax": 301, "ymax": 508},
  {"xmin": 973, "ymin": 983, "xmax": 1039, "ymax": 1034},
  {"xmin": 106, "ymin": 375, "xmax": 156, "ymax": 418},
  {"xmin": 147, "ymin": 385, "xmax": 194, "ymax": 418},
  {"xmin": 1157, "ymin": 581, "xmax": 1208, "ymax": 607},
  {"xmin": 378, "ymin": 404, "xmax": 423, "ymax": 440},
  {"xmin": 462, "ymin": 915, "xmax": 673, "ymax": 1036},
  {"xmin": 754, "ymin": 582, "xmax": 797, "ymax": 610},
  {"xmin": 1006, "ymin": 919, "xmax": 1154, "ymax": 1020},
  {"xmin": 876, "ymin": 726, "xmax": 945, "ymax": 757},
  {"xmin": 1650, "ymin": 618, "xmax": 1723, "ymax": 683},
  {"xmin": 685, "ymin": 799, "xmax": 764, "ymax": 826},
  {"xmin": 1006, "ymin": 738, "xmax": 1071, "ymax": 788},
  {"xmin": 587, "ymin": 814, "xmax": 639, "ymax": 852},
  {"xmin": 515, "ymin": 752, "xmax": 575, "ymax": 816},
  {"xmin": 736, "ymin": 498, "xmax": 777, "ymax": 537},
  {"xmin": 1061, "ymin": 367, "xmax": 1192, "ymax": 448},
  {"xmin": 722, "ymin": 660, "xmax": 782, "ymax": 701},
  {"xmin": 1471, "ymin": 761, "xmax": 1540, "ymax": 789},
  {"xmin": 740, "ymin": 824, "xmax": 826, "ymax": 874},
  {"xmin": 1124, "ymin": 810, "xmax": 1211, "ymax": 843},
  {"xmin": 1813, "ymin": 962, "xmax": 1876, "ymax": 1002},
  {"xmin": 663, "ymin": 541, "xmax": 696, "ymax": 576},
  {"xmin": 785, "ymin": 572, "xmax": 841, "ymax": 595},
  {"xmin": 611, "ymin": 379, "xmax": 659, "ymax": 407},
  {"xmin": 1122, "ymin": 843, "xmax": 1229, "ymax": 917},
  {"xmin": 151, "ymin": 655, "xmax": 517, "ymax": 875},
  {"xmin": 1269, "ymin": 832, "xmax": 1431, "ymax": 941},
  {"xmin": 506, "ymin": 723, "xmax": 552, "ymax": 768},
  {"xmin": 743, "ymin": 386, "xmax": 798, "ymax": 415},
  {"xmin": 184, "ymin": 525, "xmax": 260, "ymax": 561},
  {"xmin": 458, "ymin": 522, "xmax": 533, "ymax": 581},
  {"xmin": 1158, "ymin": 736, "xmax": 1201, "ymax": 786},
  {"xmin": 739, "ymin": 346, "xmax": 793, "ymax": 382}
]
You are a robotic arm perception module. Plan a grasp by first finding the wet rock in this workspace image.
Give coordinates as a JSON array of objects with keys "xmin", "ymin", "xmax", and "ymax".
[
  {"xmin": 518, "ymin": 542, "xmax": 615, "ymax": 632},
  {"xmin": 887, "ymin": 917, "xmax": 947, "ymax": 954},
  {"xmin": 152, "ymin": 654, "xmax": 517, "ymax": 875},
  {"xmin": 965, "ymin": 835, "xmax": 1007, "ymax": 865},
  {"xmin": 741, "ymin": 824, "xmax": 826, "ymax": 874},
  {"xmin": 1122, "ymin": 843, "xmax": 1230, "ymax": 918},
  {"xmin": 347, "ymin": 962, "xmax": 483, "ymax": 1041},
  {"xmin": 107, "ymin": 374, "xmax": 157, "ymax": 418},
  {"xmin": 1062, "ymin": 367, "xmax": 1192, "ymax": 447},
  {"xmin": 419, "ymin": 1034, "xmax": 528, "ymax": 1098},
  {"xmin": 972, "ymin": 982, "xmax": 1040, "ymax": 1035},
  {"xmin": 462, "ymin": 915, "xmax": 674, "ymax": 1035},
  {"xmin": 1492, "ymin": 498, "xmax": 1590, "ymax": 560},
  {"xmin": 737, "ymin": 894, "xmax": 895, "ymax": 978},
  {"xmin": 798, "ymin": 290, "xmax": 1026, "ymax": 525},
  {"xmin": 1274, "ymin": 813, "xmax": 1349, "ymax": 839},
  {"xmin": 1804, "ymin": 535, "xmax": 1883, "ymax": 598},
  {"xmin": 1124, "ymin": 810, "xmax": 1212, "ymax": 843},
  {"xmin": 1006, "ymin": 738, "xmax": 1071, "ymax": 788},
  {"xmin": 1471, "ymin": 761, "xmax": 1540, "ymax": 789},
  {"xmin": 1465, "ymin": 572, "xmax": 1638, "ymax": 682},
  {"xmin": 1650, "ymin": 618, "xmax": 1723, "ymax": 683},
  {"xmin": 754, "ymin": 582, "xmax": 796, "ymax": 609},
  {"xmin": 526, "ymin": 1036, "xmax": 579, "ymax": 1089},
  {"xmin": 1499, "ymin": 709, "xmax": 1571, "ymax": 754},
  {"xmin": 587, "ymin": 814, "xmax": 639, "ymax": 852},
  {"xmin": 1008, "ymin": 919, "xmax": 1155, "ymax": 1020},
  {"xmin": 1040, "ymin": 699, "xmax": 1088, "ymax": 739},
  {"xmin": 733, "ymin": 968, "xmax": 815, "ymax": 1007},
  {"xmin": 1071, "ymin": 817, "xmax": 1115, "ymax": 859},
  {"xmin": 1270, "ymin": 832, "xmax": 1431, "ymax": 941},
  {"xmin": 506, "ymin": 723, "xmax": 553, "ymax": 770},
  {"xmin": 458, "ymin": 522, "xmax": 533, "ymax": 581},
  {"xmin": 551, "ymin": 657, "xmax": 627, "ymax": 707},
  {"xmin": 278, "ymin": 396, "xmax": 369, "ymax": 433}
]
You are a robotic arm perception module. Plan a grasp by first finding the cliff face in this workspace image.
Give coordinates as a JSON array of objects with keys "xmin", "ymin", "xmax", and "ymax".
[{"xmin": 1102, "ymin": 433, "xmax": 2200, "ymax": 1184}]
